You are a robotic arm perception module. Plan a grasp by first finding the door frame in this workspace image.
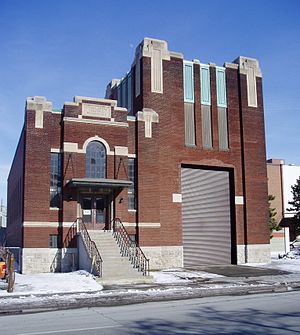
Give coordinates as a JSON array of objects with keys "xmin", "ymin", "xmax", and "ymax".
[{"xmin": 80, "ymin": 194, "xmax": 110, "ymax": 230}]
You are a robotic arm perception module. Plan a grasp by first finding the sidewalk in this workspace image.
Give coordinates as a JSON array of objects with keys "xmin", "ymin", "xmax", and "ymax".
[{"xmin": 1, "ymin": 258, "xmax": 300, "ymax": 314}]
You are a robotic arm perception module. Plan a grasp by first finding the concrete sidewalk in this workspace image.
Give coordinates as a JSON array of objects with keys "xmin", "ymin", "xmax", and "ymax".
[{"xmin": 1, "ymin": 265, "xmax": 300, "ymax": 314}]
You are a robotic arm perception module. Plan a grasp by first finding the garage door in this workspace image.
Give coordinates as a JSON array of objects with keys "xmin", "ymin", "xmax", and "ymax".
[{"xmin": 181, "ymin": 167, "xmax": 232, "ymax": 266}]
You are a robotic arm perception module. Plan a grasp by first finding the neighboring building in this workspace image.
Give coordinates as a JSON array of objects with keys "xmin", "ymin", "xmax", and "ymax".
[
  {"xmin": 0, "ymin": 200, "xmax": 6, "ymax": 228},
  {"xmin": 267, "ymin": 159, "xmax": 300, "ymax": 240},
  {"xmin": 0, "ymin": 200, "xmax": 7, "ymax": 246},
  {"xmin": 7, "ymin": 37, "xmax": 270, "ymax": 273}
]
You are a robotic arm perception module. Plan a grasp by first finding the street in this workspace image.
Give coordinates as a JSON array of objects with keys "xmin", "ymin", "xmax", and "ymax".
[{"xmin": 1, "ymin": 291, "xmax": 300, "ymax": 335}]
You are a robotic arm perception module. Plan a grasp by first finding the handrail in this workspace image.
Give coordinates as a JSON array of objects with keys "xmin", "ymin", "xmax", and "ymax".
[
  {"xmin": 77, "ymin": 218, "xmax": 103, "ymax": 277},
  {"xmin": 112, "ymin": 218, "xmax": 150, "ymax": 276}
]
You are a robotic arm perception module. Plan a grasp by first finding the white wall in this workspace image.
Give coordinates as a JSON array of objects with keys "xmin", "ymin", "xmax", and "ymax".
[
  {"xmin": 282, "ymin": 165, "xmax": 300, "ymax": 218},
  {"xmin": 270, "ymin": 228, "xmax": 290, "ymax": 257},
  {"xmin": 78, "ymin": 235, "xmax": 93, "ymax": 273}
]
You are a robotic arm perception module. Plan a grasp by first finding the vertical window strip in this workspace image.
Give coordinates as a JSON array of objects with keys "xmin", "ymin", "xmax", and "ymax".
[
  {"xmin": 50, "ymin": 153, "xmax": 61, "ymax": 208},
  {"xmin": 200, "ymin": 64, "xmax": 211, "ymax": 105},
  {"xmin": 201, "ymin": 105, "xmax": 213, "ymax": 149},
  {"xmin": 216, "ymin": 67, "xmax": 227, "ymax": 108},
  {"xmin": 218, "ymin": 107, "xmax": 229, "ymax": 150},
  {"xmin": 122, "ymin": 77, "xmax": 127, "ymax": 108},
  {"xmin": 117, "ymin": 84, "xmax": 121, "ymax": 107},
  {"xmin": 127, "ymin": 72, "xmax": 132, "ymax": 113},
  {"xmin": 184, "ymin": 103, "xmax": 196, "ymax": 146},
  {"xmin": 128, "ymin": 158, "xmax": 136, "ymax": 210},
  {"xmin": 183, "ymin": 61, "xmax": 194, "ymax": 103},
  {"xmin": 135, "ymin": 58, "xmax": 140, "ymax": 97}
]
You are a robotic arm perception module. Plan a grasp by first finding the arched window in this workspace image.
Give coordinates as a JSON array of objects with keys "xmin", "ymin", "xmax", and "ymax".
[{"xmin": 86, "ymin": 141, "xmax": 106, "ymax": 178}]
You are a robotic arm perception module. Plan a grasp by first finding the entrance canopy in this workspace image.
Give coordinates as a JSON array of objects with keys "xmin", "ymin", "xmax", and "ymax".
[{"xmin": 66, "ymin": 178, "xmax": 132, "ymax": 190}]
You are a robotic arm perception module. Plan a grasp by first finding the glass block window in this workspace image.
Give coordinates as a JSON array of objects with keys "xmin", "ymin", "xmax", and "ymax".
[
  {"xmin": 216, "ymin": 67, "xmax": 227, "ymax": 108},
  {"xmin": 200, "ymin": 64, "xmax": 211, "ymax": 105},
  {"xmin": 128, "ymin": 158, "xmax": 136, "ymax": 210},
  {"xmin": 183, "ymin": 61, "xmax": 194, "ymax": 103},
  {"xmin": 86, "ymin": 141, "xmax": 106, "ymax": 178},
  {"xmin": 50, "ymin": 153, "xmax": 61, "ymax": 208}
]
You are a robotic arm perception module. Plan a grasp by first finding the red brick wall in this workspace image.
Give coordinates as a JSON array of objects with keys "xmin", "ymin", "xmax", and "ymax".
[
  {"xmin": 23, "ymin": 110, "xmax": 62, "ymax": 223},
  {"xmin": 6, "ymin": 129, "xmax": 25, "ymax": 247},
  {"xmin": 239, "ymin": 75, "xmax": 269, "ymax": 244},
  {"xmin": 135, "ymin": 55, "xmax": 268, "ymax": 248},
  {"xmin": 62, "ymin": 104, "xmax": 132, "ymax": 227}
]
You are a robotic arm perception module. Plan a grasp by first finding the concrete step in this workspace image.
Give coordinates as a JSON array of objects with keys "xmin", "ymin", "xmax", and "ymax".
[
  {"xmin": 97, "ymin": 275, "xmax": 153, "ymax": 285},
  {"xmin": 86, "ymin": 229, "xmax": 152, "ymax": 284}
]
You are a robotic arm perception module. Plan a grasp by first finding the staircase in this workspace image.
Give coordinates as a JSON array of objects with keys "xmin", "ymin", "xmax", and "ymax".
[{"xmin": 88, "ymin": 230, "xmax": 152, "ymax": 285}]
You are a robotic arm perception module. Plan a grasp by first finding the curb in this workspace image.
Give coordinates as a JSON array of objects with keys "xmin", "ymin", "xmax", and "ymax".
[{"xmin": 1, "ymin": 281, "xmax": 300, "ymax": 315}]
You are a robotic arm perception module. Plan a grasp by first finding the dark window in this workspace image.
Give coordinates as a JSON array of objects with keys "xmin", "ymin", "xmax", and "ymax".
[
  {"xmin": 49, "ymin": 234, "xmax": 58, "ymax": 248},
  {"xmin": 128, "ymin": 158, "xmax": 136, "ymax": 210},
  {"xmin": 50, "ymin": 153, "xmax": 61, "ymax": 208},
  {"xmin": 86, "ymin": 141, "xmax": 106, "ymax": 178}
]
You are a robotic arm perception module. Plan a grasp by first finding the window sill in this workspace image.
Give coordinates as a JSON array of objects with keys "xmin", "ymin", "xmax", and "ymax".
[
  {"xmin": 128, "ymin": 209, "xmax": 137, "ymax": 213},
  {"xmin": 50, "ymin": 207, "xmax": 60, "ymax": 211}
]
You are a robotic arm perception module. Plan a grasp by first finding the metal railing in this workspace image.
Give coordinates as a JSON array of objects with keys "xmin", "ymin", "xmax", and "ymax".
[
  {"xmin": 77, "ymin": 218, "xmax": 103, "ymax": 277},
  {"xmin": 112, "ymin": 218, "xmax": 150, "ymax": 276}
]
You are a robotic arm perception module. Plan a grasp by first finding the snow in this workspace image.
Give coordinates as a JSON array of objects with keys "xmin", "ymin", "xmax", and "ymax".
[
  {"xmin": 152, "ymin": 269, "xmax": 223, "ymax": 284},
  {"xmin": 0, "ymin": 250, "xmax": 300, "ymax": 300},
  {"xmin": 245, "ymin": 247, "xmax": 300, "ymax": 273},
  {"xmin": 0, "ymin": 270, "xmax": 103, "ymax": 296},
  {"xmin": 279, "ymin": 246, "xmax": 300, "ymax": 260}
]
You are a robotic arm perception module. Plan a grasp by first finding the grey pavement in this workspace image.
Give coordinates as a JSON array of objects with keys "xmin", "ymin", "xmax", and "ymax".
[
  {"xmin": 2, "ymin": 291, "xmax": 300, "ymax": 335},
  {"xmin": 1, "ymin": 265, "xmax": 300, "ymax": 314}
]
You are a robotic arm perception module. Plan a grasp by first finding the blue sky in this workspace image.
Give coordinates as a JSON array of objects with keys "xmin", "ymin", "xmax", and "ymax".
[{"xmin": 0, "ymin": 0, "xmax": 299, "ymax": 204}]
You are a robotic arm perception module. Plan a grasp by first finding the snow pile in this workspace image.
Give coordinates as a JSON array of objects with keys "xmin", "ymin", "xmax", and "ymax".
[
  {"xmin": 279, "ymin": 246, "xmax": 300, "ymax": 260},
  {"xmin": 0, "ymin": 270, "xmax": 103, "ymax": 296}
]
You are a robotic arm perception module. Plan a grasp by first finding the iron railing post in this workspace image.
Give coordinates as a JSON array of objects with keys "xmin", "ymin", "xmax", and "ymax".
[{"xmin": 111, "ymin": 218, "xmax": 150, "ymax": 276}]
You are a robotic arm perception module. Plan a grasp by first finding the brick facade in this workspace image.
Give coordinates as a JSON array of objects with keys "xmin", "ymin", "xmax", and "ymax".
[{"xmin": 7, "ymin": 38, "xmax": 270, "ymax": 273}]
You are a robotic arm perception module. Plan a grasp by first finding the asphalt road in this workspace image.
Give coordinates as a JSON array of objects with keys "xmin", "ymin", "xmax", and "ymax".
[{"xmin": 2, "ymin": 291, "xmax": 300, "ymax": 335}]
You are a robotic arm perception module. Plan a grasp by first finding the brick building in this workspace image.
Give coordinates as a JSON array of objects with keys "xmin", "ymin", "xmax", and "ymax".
[{"xmin": 7, "ymin": 38, "xmax": 270, "ymax": 273}]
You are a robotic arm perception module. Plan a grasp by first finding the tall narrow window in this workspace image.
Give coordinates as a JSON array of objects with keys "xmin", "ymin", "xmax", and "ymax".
[
  {"xmin": 216, "ymin": 67, "xmax": 227, "ymax": 108},
  {"xmin": 183, "ymin": 61, "xmax": 195, "ymax": 146},
  {"xmin": 183, "ymin": 61, "xmax": 194, "ymax": 103},
  {"xmin": 128, "ymin": 158, "xmax": 136, "ymax": 210},
  {"xmin": 86, "ymin": 141, "xmax": 106, "ymax": 178},
  {"xmin": 117, "ymin": 84, "xmax": 121, "ymax": 107},
  {"xmin": 200, "ymin": 65, "xmax": 211, "ymax": 105},
  {"xmin": 50, "ymin": 153, "xmax": 61, "ymax": 208},
  {"xmin": 135, "ymin": 58, "xmax": 140, "ymax": 97},
  {"xmin": 127, "ymin": 72, "xmax": 132, "ymax": 113},
  {"xmin": 122, "ymin": 77, "xmax": 127, "ymax": 108},
  {"xmin": 200, "ymin": 64, "xmax": 212, "ymax": 149},
  {"xmin": 216, "ymin": 67, "xmax": 229, "ymax": 150}
]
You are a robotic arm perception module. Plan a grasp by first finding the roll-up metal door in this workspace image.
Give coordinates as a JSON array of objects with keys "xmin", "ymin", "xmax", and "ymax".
[{"xmin": 181, "ymin": 167, "xmax": 232, "ymax": 266}]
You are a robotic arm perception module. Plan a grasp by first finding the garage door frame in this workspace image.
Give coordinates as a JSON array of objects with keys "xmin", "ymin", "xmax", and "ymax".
[{"xmin": 181, "ymin": 164, "xmax": 237, "ymax": 265}]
